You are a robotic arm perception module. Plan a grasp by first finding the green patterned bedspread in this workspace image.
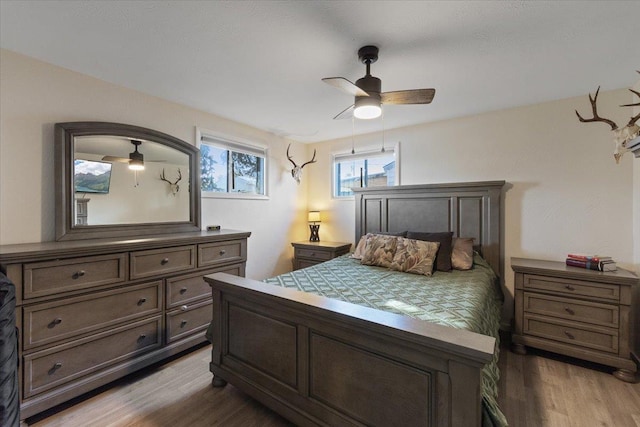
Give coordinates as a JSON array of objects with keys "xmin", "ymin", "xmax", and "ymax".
[{"xmin": 264, "ymin": 254, "xmax": 508, "ymax": 427}]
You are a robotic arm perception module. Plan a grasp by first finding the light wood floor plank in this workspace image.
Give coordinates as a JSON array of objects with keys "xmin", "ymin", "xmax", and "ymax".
[{"xmin": 25, "ymin": 339, "xmax": 640, "ymax": 427}]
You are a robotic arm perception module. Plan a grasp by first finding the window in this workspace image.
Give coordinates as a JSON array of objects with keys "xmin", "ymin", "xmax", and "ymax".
[
  {"xmin": 197, "ymin": 129, "xmax": 268, "ymax": 198},
  {"xmin": 333, "ymin": 144, "xmax": 399, "ymax": 198}
]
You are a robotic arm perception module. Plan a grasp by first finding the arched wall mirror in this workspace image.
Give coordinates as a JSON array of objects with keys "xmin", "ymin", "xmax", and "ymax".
[{"xmin": 55, "ymin": 122, "xmax": 201, "ymax": 241}]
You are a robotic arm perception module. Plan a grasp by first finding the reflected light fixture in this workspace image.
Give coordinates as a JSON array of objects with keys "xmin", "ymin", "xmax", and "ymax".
[
  {"xmin": 308, "ymin": 211, "xmax": 321, "ymax": 242},
  {"xmin": 353, "ymin": 96, "xmax": 382, "ymax": 119},
  {"xmin": 128, "ymin": 140, "xmax": 145, "ymax": 171}
]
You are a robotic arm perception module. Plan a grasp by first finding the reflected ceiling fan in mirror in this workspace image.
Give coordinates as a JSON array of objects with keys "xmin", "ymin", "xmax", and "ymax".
[
  {"xmin": 102, "ymin": 140, "xmax": 165, "ymax": 170},
  {"xmin": 322, "ymin": 45, "xmax": 436, "ymax": 120}
]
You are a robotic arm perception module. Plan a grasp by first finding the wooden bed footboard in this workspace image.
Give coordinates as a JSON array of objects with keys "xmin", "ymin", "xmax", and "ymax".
[{"xmin": 206, "ymin": 273, "xmax": 496, "ymax": 427}]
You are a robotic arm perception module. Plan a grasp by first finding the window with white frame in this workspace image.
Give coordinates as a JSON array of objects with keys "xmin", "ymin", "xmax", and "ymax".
[
  {"xmin": 197, "ymin": 129, "xmax": 268, "ymax": 198},
  {"xmin": 333, "ymin": 144, "xmax": 399, "ymax": 198}
]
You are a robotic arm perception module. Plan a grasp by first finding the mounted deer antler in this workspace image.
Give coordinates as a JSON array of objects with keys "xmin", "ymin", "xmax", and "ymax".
[
  {"xmin": 575, "ymin": 71, "xmax": 640, "ymax": 163},
  {"xmin": 287, "ymin": 144, "xmax": 317, "ymax": 184},
  {"xmin": 160, "ymin": 168, "xmax": 182, "ymax": 195}
]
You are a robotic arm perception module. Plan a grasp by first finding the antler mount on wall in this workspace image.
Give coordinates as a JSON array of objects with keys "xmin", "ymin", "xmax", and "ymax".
[
  {"xmin": 575, "ymin": 71, "xmax": 640, "ymax": 163},
  {"xmin": 287, "ymin": 144, "xmax": 316, "ymax": 184}
]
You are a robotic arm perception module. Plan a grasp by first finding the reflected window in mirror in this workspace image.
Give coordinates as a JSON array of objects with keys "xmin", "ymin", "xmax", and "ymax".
[{"xmin": 197, "ymin": 128, "xmax": 268, "ymax": 199}]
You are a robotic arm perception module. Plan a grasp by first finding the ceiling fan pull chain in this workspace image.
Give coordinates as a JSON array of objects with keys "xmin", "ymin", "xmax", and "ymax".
[
  {"xmin": 351, "ymin": 115, "xmax": 356, "ymax": 154},
  {"xmin": 381, "ymin": 106, "xmax": 386, "ymax": 152}
]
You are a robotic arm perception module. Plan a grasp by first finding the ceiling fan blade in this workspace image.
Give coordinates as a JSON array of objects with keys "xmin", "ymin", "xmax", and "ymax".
[
  {"xmin": 322, "ymin": 77, "xmax": 369, "ymax": 97},
  {"xmin": 381, "ymin": 89, "xmax": 435, "ymax": 105},
  {"xmin": 101, "ymin": 156, "xmax": 129, "ymax": 163},
  {"xmin": 333, "ymin": 104, "xmax": 354, "ymax": 120}
]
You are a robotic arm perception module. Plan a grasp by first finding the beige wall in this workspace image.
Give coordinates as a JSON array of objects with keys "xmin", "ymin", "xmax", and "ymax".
[
  {"xmin": 306, "ymin": 89, "xmax": 637, "ymax": 323},
  {"xmin": 0, "ymin": 49, "xmax": 308, "ymax": 279}
]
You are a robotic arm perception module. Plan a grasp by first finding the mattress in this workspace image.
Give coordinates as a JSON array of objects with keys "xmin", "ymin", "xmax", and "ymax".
[{"xmin": 264, "ymin": 253, "xmax": 508, "ymax": 427}]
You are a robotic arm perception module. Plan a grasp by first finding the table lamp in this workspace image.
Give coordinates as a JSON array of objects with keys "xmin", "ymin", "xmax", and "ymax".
[{"xmin": 308, "ymin": 211, "xmax": 320, "ymax": 242}]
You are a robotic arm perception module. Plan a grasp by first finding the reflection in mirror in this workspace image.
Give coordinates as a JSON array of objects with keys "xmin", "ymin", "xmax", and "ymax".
[
  {"xmin": 55, "ymin": 122, "xmax": 201, "ymax": 241},
  {"xmin": 73, "ymin": 136, "xmax": 190, "ymax": 226}
]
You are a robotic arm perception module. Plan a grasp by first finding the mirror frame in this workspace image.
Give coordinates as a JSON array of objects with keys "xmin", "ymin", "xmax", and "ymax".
[{"xmin": 55, "ymin": 122, "xmax": 201, "ymax": 241}]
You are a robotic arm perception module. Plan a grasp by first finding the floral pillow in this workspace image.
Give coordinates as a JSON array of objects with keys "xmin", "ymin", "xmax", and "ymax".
[
  {"xmin": 351, "ymin": 231, "xmax": 407, "ymax": 260},
  {"xmin": 351, "ymin": 233, "xmax": 372, "ymax": 259},
  {"xmin": 361, "ymin": 234, "xmax": 398, "ymax": 268},
  {"xmin": 390, "ymin": 238, "xmax": 440, "ymax": 276},
  {"xmin": 451, "ymin": 237, "xmax": 475, "ymax": 270}
]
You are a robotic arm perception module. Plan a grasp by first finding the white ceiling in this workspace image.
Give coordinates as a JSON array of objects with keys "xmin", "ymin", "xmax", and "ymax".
[{"xmin": 1, "ymin": 1, "xmax": 639, "ymax": 143}]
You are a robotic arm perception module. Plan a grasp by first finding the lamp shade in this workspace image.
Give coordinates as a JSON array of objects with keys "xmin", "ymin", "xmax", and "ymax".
[{"xmin": 308, "ymin": 211, "xmax": 321, "ymax": 223}]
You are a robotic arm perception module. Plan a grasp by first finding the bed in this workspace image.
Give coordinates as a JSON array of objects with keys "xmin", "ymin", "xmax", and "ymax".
[{"xmin": 205, "ymin": 181, "xmax": 506, "ymax": 427}]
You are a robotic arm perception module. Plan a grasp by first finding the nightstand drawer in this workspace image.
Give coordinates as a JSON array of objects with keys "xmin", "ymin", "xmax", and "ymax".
[
  {"xmin": 523, "ymin": 274, "xmax": 620, "ymax": 302},
  {"xmin": 524, "ymin": 292, "xmax": 619, "ymax": 329},
  {"xmin": 24, "ymin": 281, "xmax": 162, "ymax": 349},
  {"xmin": 524, "ymin": 315, "xmax": 618, "ymax": 354},
  {"xmin": 24, "ymin": 254, "xmax": 127, "ymax": 299},
  {"xmin": 130, "ymin": 245, "xmax": 196, "ymax": 279},
  {"xmin": 296, "ymin": 248, "xmax": 332, "ymax": 261}
]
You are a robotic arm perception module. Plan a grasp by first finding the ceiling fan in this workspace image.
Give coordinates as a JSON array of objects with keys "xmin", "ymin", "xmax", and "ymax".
[
  {"xmin": 322, "ymin": 45, "xmax": 436, "ymax": 120},
  {"xmin": 102, "ymin": 140, "xmax": 165, "ymax": 170}
]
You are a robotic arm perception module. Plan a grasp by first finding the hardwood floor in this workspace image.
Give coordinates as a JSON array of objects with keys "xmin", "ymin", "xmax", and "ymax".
[{"xmin": 26, "ymin": 339, "xmax": 640, "ymax": 427}]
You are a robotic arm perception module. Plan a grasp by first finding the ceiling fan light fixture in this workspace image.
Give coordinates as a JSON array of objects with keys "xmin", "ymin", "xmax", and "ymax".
[
  {"xmin": 128, "ymin": 140, "xmax": 145, "ymax": 170},
  {"xmin": 353, "ymin": 96, "xmax": 382, "ymax": 119},
  {"xmin": 128, "ymin": 158, "xmax": 144, "ymax": 171}
]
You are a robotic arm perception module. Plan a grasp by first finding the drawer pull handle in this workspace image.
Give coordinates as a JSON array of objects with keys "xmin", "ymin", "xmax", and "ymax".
[
  {"xmin": 565, "ymin": 285, "xmax": 575, "ymax": 291},
  {"xmin": 138, "ymin": 298, "xmax": 147, "ymax": 305},
  {"xmin": 180, "ymin": 287, "xmax": 188, "ymax": 294},
  {"xmin": 138, "ymin": 334, "xmax": 147, "ymax": 341},
  {"xmin": 219, "ymin": 250, "xmax": 226, "ymax": 255},
  {"xmin": 49, "ymin": 362, "xmax": 63, "ymax": 375},
  {"xmin": 180, "ymin": 305, "xmax": 188, "ymax": 311},
  {"xmin": 180, "ymin": 320, "xmax": 188, "ymax": 327},
  {"xmin": 73, "ymin": 270, "xmax": 86, "ymax": 279},
  {"xmin": 51, "ymin": 318, "xmax": 62, "ymax": 326},
  {"xmin": 161, "ymin": 258, "xmax": 170, "ymax": 265},
  {"xmin": 565, "ymin": 307, "xmax": 575, "ymax": 315},
  {"xmin": 564, "ymin": 331, "xmax": 575, "ymax": 340}
]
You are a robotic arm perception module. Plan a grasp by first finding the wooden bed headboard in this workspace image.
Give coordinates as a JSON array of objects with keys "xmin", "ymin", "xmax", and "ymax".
[{"xmin": 353, "ymin": 181, "xmax": 506, "ymax": 282}]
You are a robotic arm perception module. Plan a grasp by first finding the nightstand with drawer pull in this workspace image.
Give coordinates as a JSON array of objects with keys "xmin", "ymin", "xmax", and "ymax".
[
  {"xmin": 511, "ymin": 257, "xmax": 639, "ymax": 383},
  {"xmin": 291, "ymin": 241, "xmax": 351, "ymax": 270}
]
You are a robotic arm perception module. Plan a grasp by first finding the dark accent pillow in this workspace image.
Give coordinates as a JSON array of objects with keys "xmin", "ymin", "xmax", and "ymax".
[
  {"xmin": 377, "ymin": 231, "xmax": 408, "ymax": 237},
  {"xmin": 406, "ymin": 231, "xmax": 454, "ymax": 272}
]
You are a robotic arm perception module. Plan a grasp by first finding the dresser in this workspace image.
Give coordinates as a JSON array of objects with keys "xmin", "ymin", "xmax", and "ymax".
[
  {"xmin": 511, "ymin": 257, "xmax": 639, "ymax": 382},
  {"xmin": 291, "ymin": 241, "xmax": 351, "ymax": 270},
  {"xmin": 0, "ymin": 229, "xmax": 250, "ymax": 420}
]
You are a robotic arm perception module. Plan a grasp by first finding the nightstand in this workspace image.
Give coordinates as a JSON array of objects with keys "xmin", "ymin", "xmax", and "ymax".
[
  {"xmin": 511, "ymin": 257, "xmax": 639, "ymax": 382},
  {"xmin": 291, "ymin": 241, "xmax": 351, "ymax": 270}
]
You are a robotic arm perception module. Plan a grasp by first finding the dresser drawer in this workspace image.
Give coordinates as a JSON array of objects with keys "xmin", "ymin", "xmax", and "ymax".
[
  {"xmin": 23, "ymin": 316, "xmax": 162, "ymax": 398},
  {"xmin": 130, "ymin": 245, "xmax": 195, "ymax": 279},
  {"xmin": 523, "ymin": 274, "xmax": 620, "ymax": 302},
  {"xmin": 523, "ymin": 292, "xmax": 619, "ymax": 329},
  {"xmin": 166, "ymin": 264, "xmax": 244, "ymax": 309},
  {"xmin": 523, "ymin": 315, "xmax": 618, "ymax": 354},
  {"xmin": 166, "ymin": 300, "xmax": 211, "ymax": 343},
  {"xmin": 24, "ymin": 254, "xmax": 127, "ymax": 299},
  {"xmin": 295, "ymin": 248, "xmax": 332, "ymax": 261},
  {"xmin": 198, "ymin": 240, "xmax": 246, "ymax": 267},
  {"xmin": 24, "ymin": 281, "xmax": 162, "ymax": 350}
]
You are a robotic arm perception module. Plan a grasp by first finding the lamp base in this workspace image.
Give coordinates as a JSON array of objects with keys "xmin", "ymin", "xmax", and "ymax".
[{"xmin": 309, "ymin": 224, "xmax": 320, "ymax": 242}]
